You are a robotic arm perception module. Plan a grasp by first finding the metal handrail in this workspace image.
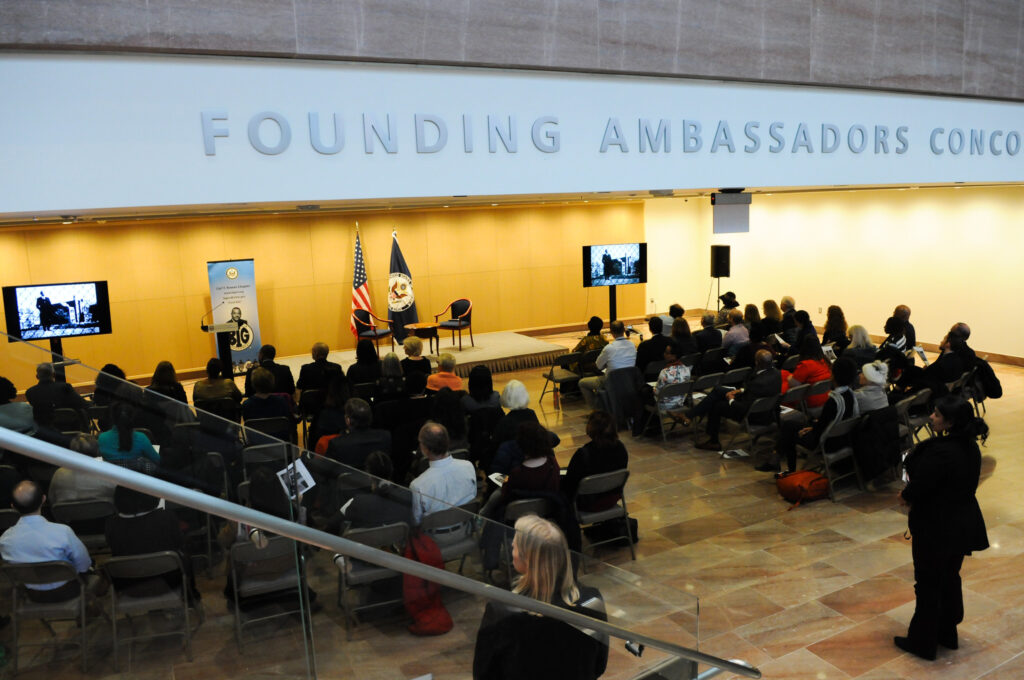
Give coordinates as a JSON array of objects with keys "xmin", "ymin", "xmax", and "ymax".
[{"xmin": 0, "ymin": 427, "xmax": 760, "ymax": 679}]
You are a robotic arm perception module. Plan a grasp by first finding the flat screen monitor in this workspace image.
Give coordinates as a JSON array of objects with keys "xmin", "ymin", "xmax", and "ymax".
[
  {"xmin": 582, "ymin": 243, "xmax": 647, "ymax": 287},
  {"xmin": 2, "ymin": 281, "xmax": 112, "ymax": 342}
]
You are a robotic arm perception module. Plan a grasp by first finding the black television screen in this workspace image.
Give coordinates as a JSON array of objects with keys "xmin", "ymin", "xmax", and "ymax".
[
  {"xmin": 2, "ymin": 281, "xmax": 112, "ymax": 342},
  {"xmin": 582, "ymin": 243, "xmax": 647, "ymax": 287}
]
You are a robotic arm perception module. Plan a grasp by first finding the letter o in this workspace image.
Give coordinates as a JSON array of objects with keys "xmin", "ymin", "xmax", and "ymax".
[
  {"xmin": 248, "ymin": 112, "xmax": 292, "ymax": 155},
  {"xmin": 947, "ymin": 128, "xmax": 965, "ymax": 155},
  {"xmin": 847, "ymin": 125, "xmax": 867, "ymax": 153},
  {"xmin": 1007, "ymin": 131, "xmax": 1021, "ymax": 156}
]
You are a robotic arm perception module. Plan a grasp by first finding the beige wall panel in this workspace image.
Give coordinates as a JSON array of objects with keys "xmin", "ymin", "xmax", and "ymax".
[{"xmin": 1, "ymin": 201, "xmax": 646, "ymax": 385}]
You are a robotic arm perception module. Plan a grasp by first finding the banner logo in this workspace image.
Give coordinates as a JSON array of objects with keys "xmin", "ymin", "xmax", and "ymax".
[{"xmin": 388, "ymin": 273, "xmax": 415, "ymax": 312}]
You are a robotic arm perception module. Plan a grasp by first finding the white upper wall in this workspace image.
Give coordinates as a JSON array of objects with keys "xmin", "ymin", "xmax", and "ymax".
[
  {"xmin": 644, "ymin": 186, "xmax": 1024, "ymax": 358},
  {"xmin": 3, "ymin": 53, "xmax": 1024, "ymax": 216}
]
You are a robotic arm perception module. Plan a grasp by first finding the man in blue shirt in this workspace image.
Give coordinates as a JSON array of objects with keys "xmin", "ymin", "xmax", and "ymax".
[
  {"xmin": 578, "ymin": 321, "xmax": 638, "ymax": 410},
  {"xmin": 0, "ymin": 480, "xmax": 93, "ymax": 602}
]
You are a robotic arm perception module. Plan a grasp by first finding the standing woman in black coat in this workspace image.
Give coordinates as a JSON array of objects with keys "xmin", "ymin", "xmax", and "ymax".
[{"xmin": 895, "ymin": 395, "xmax": 989, "ymax": 660}]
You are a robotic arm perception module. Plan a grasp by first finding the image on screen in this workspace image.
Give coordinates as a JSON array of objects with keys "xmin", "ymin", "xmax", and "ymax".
[
  {"xmin": 585, "ymin": 243, "xmax": 645, "ymax": 287},
  {"xmin": 3, "ymin": 281, "xmax": 112, "ymax": 341}
]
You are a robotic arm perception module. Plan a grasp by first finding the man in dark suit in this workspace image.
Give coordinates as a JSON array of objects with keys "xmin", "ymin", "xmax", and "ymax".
[
  {"xmin": 694, "ymin": 314, "xmax": 723, "ymax": 352},
  {"xmin": 243, "ymin": 344, "xmax": 295, "ymax": 399},
  {"xmin": 326, "ymin": 398, "xmax": 392, "ymax": 469},
  {"xmin": 635, "ymin": 317, "xmax": 672, "ymax": 376},
  {"xmin": 689, "ymin": 350, "xmax": 782, "ymax": 452},
  {"xmin": 296, "ymin": 342, "xmax": 343, "ymax": 396},
  {"xmin": 25, "ymin": 362, "xmax": 88, "ymax": 429}
]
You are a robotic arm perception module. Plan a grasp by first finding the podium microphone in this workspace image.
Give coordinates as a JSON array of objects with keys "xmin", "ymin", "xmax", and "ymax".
[{"xmin": 200, "ymin": 301, "xmax": 226, "ymax": 332}]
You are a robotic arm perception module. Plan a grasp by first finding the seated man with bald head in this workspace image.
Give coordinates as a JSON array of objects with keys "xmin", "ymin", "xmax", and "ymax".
[
  {"xmin": 297, "ymin": 342, "xmax": 343, "ymax": 397},
  {"xmin": 688, "ymin": 349, "xmax": 783, "ymax": 452},
  {"xmin": 0, "ymin": 480, "xmax": 94, "ymax": 602}
]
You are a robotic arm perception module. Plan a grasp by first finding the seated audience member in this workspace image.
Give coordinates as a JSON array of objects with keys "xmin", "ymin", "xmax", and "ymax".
[
  {"xmin": 296, "ymin": 342, "xmax": 342, "ymax": 396},
  {"xmin": 241, "ymin": 367, "xmax": 294, "ymax": 421},
  {"xmin": 326, "ymin": 398, "xmax": 391, "ymax": 469},
  {"xmin": 347, "ymin": 339, "xmax": 382, "ymax": 385},
  {"xmin": 844, "ymin": 325, "xmax": 877, "ymax": 368},
  {"xmin": 376, "ymin": 352, "xmax": 406, "ymax": 401},
  {"xmin": 431, "ymin": 388, "xmax": 469, "ymax": 451},
  {"xmin": 732, "ymin": 322, "xmax": 774, "ymax": 370},
  {"xmin": 336, "ymin": 451, "xmax": 412, "ymax": 529},
  {"xmin": 715, "ymin": 291, "xmax": 740, "ymax": 326},
  {"xmin": 409, "ymin": 422, "xmax": 477, "ymax": 528},
  {"xmin": 483, "ymin": 422, "xmax": 561, "ymax": 519},
  {"xmin": 427, "ymin": 353, "xmax": 464, "ymax": 392},
  {"xmin": 877, "ymin": 346, "xmax": 927, "ymax": 401},
  {"xmin": 0, "ymin": 480, "xmax": 95, "ymax": 602},
  {"xmin": 779, "ymin": 310, "xmax": 818, "ymax": 356},
  {"xmin": 572, "ymin": 316, "xmax": 608, "ymax": 355},
  {"xmin": 822, "ymin": 305, "xmax": 850, "ymax": 352},
  {"xmin": 893, "ymin": 304, "xmax": 916, "ymax": 348},
  {"xmin": 779, "ymin": 296, "xmax": 798, "ymax": 344},
  {"xmin": 148, "ymin": 360, "xmax": 188, "ymax": 404},
  {"xmin": 690, "ymin": 349, "xmax": 782, "ymax": 453},
  {"xmin": 670, "ymin": 317, "xmax": 699, "ymax": 356},
  {"xmin": 98, "ymin": 403, "xmax": 160, "ymax": 472},
  {"xmin": 923, "ymin": 323, "xmax": 972, "ymax": 394},
  {"xmin": 856, "ymin": 360, "xmax": 890, "ymax": 413},
  {"xmin": 656, "ymin": 304, "xmax": 685, "ymax": 337},
  {"xmin": 878, "ymin": 316, "xmax": 907, "ymax": 352},
  {"xmin": 694, "ymin": 313, "xmax": 723, "ymax": 352},
  {"xmin": 721, "ymin": 308, "xmax": 750, "ymax": 356},
  {"xmin": 578, "ymin": 321, "xmax": 637, "ymax": 411},
  {"xmin": 462, "ymin": 365, "xmax": 501, "ymax": 412},
  {"xmin": 0, "ymin": 376, "xmax": 37, "ymax": 435},
  {"xmin": 308, "ymin": 373, "xmax": 351, "ymax": 453},
  {"xmin": 105, "ymin": 485, "xmax": 198, "ymax": 599},
  {"xmin": 492, "ymin": 380, "xmax": 540, "ymax": 447},
  {"xmin": 743, "ymin": 303, "xmax": 761, "ymax": 328},
  {"xmin": 193, "ymin": 357, "xmax": 242, "ymax": 403},
  {"xmin": 473, "ymin": 516, "xmax": 608, "ymax": 680},
  {"xmin": 561, "ymin": 410, "xmax": 629, "ymax": 511},
  {"xmin": 49, "ymin": 434, "xmax": 116, "ymax": 506},
  {"xmin": 400, "ymin": 336, "xmax": 432, "ymax": 377},
  {"xmin": 772, "ymin": 357, "xmax": 860, "ymax": 474},
  {"xmin": 635, "ymin": 316, "xmax": 671, "ymax": 375},
  {"xmin": 244, "ymin": 344, "xmax": 296, "ymax": 399},
  {"xmin": 654, "ymin": 340, "xmax": 691, "ymax": 411},
  {"xmin": 787, "ymin": 336, "xmax": 833, "ymax": 409},
  {"xmin": 761, "ymin": 299, "xmax": 784, "ymax": 336},
  {"xmin": 92, "ymin": 363, "xmax": 127, "ymax": 408},
  {"xmin": 25, "ymin": 362, "xmax": 88, "ymax": 429}
]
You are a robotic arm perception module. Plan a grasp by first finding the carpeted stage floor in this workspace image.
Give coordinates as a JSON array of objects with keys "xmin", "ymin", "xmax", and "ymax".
[{"xmin": 273, "ymin": 331, "xmax": 568, "ymax": 378}]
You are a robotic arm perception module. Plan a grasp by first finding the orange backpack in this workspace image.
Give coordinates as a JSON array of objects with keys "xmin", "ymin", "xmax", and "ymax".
[{"xmin": 776, "ymin": 470, "xmax": 829, "ymax": 507}]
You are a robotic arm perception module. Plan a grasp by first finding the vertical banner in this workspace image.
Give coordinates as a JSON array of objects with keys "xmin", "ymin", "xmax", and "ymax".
[
  {"xmin": 387, "ymin": 230, "xmax": 418, "ymax": 341},
  {"xmin": 207, "ymin": 259, "xmax": 262, "ymax": 374}
]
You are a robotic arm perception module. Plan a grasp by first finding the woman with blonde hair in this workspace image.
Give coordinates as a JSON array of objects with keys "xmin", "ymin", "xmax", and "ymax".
[
  {"xmin": 473, "ymin": 516, "xmax": 608, "ymax": 680},
  {"xmin": 844, "ymin": 324, "xmax": 877, "ymax": 368},
  {"xmin": 761, "ymin": 299, "xmax": 783, "ymax": 335}
]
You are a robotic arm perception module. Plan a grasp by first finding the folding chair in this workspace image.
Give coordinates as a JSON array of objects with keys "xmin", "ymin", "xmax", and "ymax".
[
  {"xmin": 540, "ymin": 352, "xmax": 583, "ymax": 407},
  {"xmin": 244, "ymin": 416, "xmax": 295, "ymax": 445},
  {"xmin": 781, "ymin": 354, "xmax": 800, "ymax": 372},
  {"xmin": 598, "ymin": 367, "xmax": 642, "ymax": 431},
  {"xmin": 297, "ymin": 389, "xmax": 326, "ymax": 446},
  {"xmin": 573, "ymin": 469, "xmax": 635, "ymax": 560},
  {"xmin": 722, "ymin": 395, "xmax": 782, "ymax": 456},
  {"xmin": 781, "ymin": 382, "xmax": 810, "ymax": 415},
  {"xmin": 804, "ymin": 379, "xmax": 834, "ymax": 419},
  {"xmin": 421, "ymin": 500, "xmax": 481, "ymax": 574},
  {"xmin": 502, "ymin": 498, "xmax": 554, "ymax": 584},
  {"xmin": 720, "ymin": 366, "xmax": 751, "ymax": 389},
  {"xmin": 1, "ymin": 561, "xmax": 91, "ymax": 673},
  {"xmin": 102, "ymin": 550, "xmax": 199, "ymax": 671},
  {"xmin": 241, "ymin": 442, "xmax": 290, "ymax": 481},
  {"xmin": 336, "ymin": 522, "xmax": 409, "ymax": 639},
  {"xmin": 906, "ymin": 388, "xmax": 934, "ymax": 442},
  {"xmin": 50, "ymin": 499, "xmax": 115, "ymax": 552},
  {"xmin": 52, "ymin": 407, "xmax": 87, "ymax": 434},
  {"xmin": 688, "ymin": 371, "xmax": 723, "ymax": 434},
  {"xmin": 643, "ymin": 360, "xmax": 667, "ymax": 382},
  {"xmin": 229, "ymin": 536, "xmax": 309, "ymax": 649},
  {"xmin": 647, "ymin": 381, "xmax": 692, "ymax": 441},
  {"xmin": 797, "ymin": 416, "xmax": 864, "ymax": 502}
]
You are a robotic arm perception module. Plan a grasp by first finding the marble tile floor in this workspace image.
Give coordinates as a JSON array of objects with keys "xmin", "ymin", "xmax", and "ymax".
[{"xmin": 5, "ymin": 336, "xmax": 1024, "ymax": 680}]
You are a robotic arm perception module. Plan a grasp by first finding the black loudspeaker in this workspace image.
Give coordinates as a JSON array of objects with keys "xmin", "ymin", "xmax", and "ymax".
[{"xmin": 710, "ymin": 245, "xmax": 730, "ymax": 278}]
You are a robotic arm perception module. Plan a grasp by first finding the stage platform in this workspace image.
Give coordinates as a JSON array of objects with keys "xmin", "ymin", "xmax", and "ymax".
[{"xmin": 274, "ymin": 331, "xmax": 569, "ymax": 379}]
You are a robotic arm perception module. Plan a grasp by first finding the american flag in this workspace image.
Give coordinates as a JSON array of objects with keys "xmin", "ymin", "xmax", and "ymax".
[{"xmin": 350, "ymin": 232, "xmax": 374, "ymax": 335}]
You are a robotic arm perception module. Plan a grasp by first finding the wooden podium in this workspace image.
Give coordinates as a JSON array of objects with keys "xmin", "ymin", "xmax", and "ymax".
[{"xmin": 201, "ymin": 322, "xmax": 237, "ymax": 379}]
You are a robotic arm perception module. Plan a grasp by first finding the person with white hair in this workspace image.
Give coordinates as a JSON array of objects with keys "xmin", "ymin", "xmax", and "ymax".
[{"xmin": 856, "ymin": 360, "xmax": 891, "ymax": 413}]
